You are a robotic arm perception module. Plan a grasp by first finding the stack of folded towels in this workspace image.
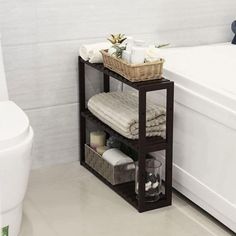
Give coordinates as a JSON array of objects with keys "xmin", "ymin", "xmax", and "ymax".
[{"xmin": 88, "ymin": 92, "xmax": 166, "ymax": 139}]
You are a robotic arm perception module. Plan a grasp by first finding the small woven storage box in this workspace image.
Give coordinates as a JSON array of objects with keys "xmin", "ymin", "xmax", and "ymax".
[
  {"xmin": 101, "ymin": 50, "xmax": 164, "ymax": 82},
  {"xmin": 85, "ymin": 144, "xmax": 135, "ymax": 185}
]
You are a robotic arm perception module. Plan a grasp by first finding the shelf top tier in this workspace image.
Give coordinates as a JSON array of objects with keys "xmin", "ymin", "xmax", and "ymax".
[{"xmin": 79, "ymin": 57, "xmax": 171, "ymax": 91}]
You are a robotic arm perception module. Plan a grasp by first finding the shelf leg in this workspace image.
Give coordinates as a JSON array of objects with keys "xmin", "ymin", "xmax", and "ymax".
[
  {"xmin": 103, "ymin": 74, "xmax": 110, "ymax": 92},
  {"xmin": 138, "ymin": 89, "xmax": 147, "ymax": 212},
  {"xmin": 165, "ymin": 82, "xmax": 174, "ymax": 204},
  {"xmin": 79, "ymin": 57, "xmax": 86, "ymax": 164}
]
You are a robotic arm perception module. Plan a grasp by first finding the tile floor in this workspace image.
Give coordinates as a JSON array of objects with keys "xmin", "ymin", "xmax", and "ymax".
[{"xmin": 20, "ymin": 162, "xmax": 234, "ymax": 236}]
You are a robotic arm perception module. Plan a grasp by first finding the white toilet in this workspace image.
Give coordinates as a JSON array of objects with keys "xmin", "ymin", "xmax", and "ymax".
[{"xmin": 0, "ymin": 38, "xmax": 34, "ymax": 235}]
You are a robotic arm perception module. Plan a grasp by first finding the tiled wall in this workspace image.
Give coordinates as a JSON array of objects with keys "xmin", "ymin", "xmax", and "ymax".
[{"xmin": 0, "ymin": 0, "xmax": 235, "ymax": 168}]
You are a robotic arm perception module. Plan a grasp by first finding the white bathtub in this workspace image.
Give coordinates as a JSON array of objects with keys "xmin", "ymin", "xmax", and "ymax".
[{"xmin": 154, "ymin": 43, "xmax": 236, "ymax": 232}]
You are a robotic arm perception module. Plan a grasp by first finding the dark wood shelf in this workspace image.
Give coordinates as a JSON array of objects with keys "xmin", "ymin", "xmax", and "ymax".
[
  {"xmin": 82, "ymin": 109, "xmax": 167, "ymax": 153},
  {"xmin": 82, "ymin": 161, "xmax": 170, "ymax": 212},
  {"xmin": 82, "ymin": 162, "xmax": 138, "ymax": 209},
  {"xmin": 79, "ymin": 56, "xmax": 174, "ymax": 212},
  {"xmin": 80, "ymin": 57, "xmax": 171, "ymax": 91}
]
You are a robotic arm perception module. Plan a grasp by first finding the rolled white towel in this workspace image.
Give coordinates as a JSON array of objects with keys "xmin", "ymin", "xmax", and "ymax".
[
  {"xmin": 102, "ymin": 148, "xmax": 133, "ymax": 166},
  {"xmin": 88, "ymin": 49, "xmax": 104, "ymax": 63},
  {"xmin": 79, "ymin": 42, "xmax": 111, "ymax": 63},
  {"xmin": 145, "ymin": 45, "xmax": 163, "ymax": 62}
]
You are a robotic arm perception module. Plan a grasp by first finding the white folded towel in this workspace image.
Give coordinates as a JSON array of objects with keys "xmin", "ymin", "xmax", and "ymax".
[
  {"xmin": 88, "ymin": 92, "xmax": 166, "ymax": 139},
  {"xmin": 79, "ymin": 42, "xmax": 111, "ymax": 63},
  {"xmin": 145, "ymin": 45, "xmax": 162, "ymax": 62},
  {"xmin": 102, "ymin": 148, "xmax": 133, "ymax": 166}
]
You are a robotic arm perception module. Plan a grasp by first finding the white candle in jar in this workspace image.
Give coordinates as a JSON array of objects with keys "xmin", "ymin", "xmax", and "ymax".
[
  {"xmin": 131, "ymin": 47, "xmax": 146, "ymax": 64},
  {"xmin": 126, "ymin": 37, "xmax": 134, "ymax": 51},
  {"xmin": 122, "ymin": 50, "xmax": 131, "ymax": 63},
  {"xmin": 90, "ymin": 131, "xmax": 106, "ymax": 149}
]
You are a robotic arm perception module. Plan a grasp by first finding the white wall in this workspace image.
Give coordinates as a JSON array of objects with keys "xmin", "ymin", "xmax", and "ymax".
[{"xmin": 0, "ymin": 0, "xmax": 235, "ymax": 168}]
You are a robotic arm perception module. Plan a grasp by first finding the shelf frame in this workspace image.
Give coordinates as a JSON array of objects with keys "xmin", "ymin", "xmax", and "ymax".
[{"xmin": 78, "ymin": 56, "xmax": 174, "ymax": 212}]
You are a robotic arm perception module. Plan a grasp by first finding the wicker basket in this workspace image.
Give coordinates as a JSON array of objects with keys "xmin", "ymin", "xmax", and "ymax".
[
  {"xmin": 101, "ymin": 50, "xmax": 164, "ymax": 82},
  {"xmin": 85, "ymin": 144, "xmax": 135, "ymax": 185}
]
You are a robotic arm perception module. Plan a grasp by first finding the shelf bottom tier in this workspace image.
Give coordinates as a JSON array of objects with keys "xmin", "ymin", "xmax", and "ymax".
[{"xmin": 81, "ymin": 162, "xmax": 171, "ymax": 212}]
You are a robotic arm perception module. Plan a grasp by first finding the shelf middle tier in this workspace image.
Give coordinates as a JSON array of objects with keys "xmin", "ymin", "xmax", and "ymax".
[{"xmin": 81, "ymin": 110, "xmax": 167, "ymax": 153}]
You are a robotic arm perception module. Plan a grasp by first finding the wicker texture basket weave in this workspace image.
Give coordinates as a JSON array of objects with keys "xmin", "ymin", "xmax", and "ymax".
[
  {"xmin": 85, "ymin": 144, "xmax": 135, "ymax": 185},
  {"xmin": 101, "ymin": 50, "xmax": 164, "ymax": 82}
]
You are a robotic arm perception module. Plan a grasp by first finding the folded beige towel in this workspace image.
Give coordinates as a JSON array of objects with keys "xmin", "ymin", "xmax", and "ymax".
[{"xmin": 88, "ymin": 92, "xmax": 166, "ymax": 139}]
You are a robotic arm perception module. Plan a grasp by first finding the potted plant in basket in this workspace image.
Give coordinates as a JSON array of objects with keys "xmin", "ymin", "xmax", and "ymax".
[{"xmin": 107, "ymin": 34, "xmax": 127, "ymax": 58}]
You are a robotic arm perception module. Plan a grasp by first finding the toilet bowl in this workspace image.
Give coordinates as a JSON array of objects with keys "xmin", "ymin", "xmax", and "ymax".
[{"xmin": 0, "ymin": 36, "xmax": 34, "ymax": 236}]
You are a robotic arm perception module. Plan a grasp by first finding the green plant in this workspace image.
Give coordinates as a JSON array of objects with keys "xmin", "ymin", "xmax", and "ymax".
[
  {"xmin": 155, "ymin": 43, "xmax": 170, "ymax": 48},
  {"xmin": 111, "ymin": 45, "xmax": 126, "ymax": 58},
  {"xmin": 107, "ymin": 34, "xmax": 127, "ymax": 45},
  {"xmin": 1, "ymin": 226, "xmax": 9, "ymax": 236}
]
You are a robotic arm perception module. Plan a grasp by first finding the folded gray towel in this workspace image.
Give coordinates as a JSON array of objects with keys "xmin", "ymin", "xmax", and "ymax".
[{"xmin": 88, "ymin": 92, "xmax": 166, "ymax": 139}]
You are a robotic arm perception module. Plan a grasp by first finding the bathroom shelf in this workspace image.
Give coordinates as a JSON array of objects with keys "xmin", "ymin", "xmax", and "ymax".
[{"xmin": 78, "ymin": 56, "xmax": 174, "ymax": 212}]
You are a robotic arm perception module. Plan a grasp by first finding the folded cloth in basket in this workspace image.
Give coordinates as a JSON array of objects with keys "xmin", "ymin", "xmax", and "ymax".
[
  {"xmin": 102, "ymin": 148, "xmax": 134, "ymax": 166},
  {"xmin": 88, "ymin": 92, "xmax": 166, "ymax": 139},
  {"xmin": 79, "ymin": 42, "xmax": 111, "ymax": 63}
]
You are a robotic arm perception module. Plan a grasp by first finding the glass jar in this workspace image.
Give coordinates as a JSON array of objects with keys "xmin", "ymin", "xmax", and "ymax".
[{"xmin": 135, "ymin": 159, "xmax": 162, "ymax": 202}]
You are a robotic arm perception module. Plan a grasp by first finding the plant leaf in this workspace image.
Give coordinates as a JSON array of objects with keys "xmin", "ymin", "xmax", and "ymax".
[
  {"xmin": 107, "ymin": 38, "xmax": 115, "ymax": 44},
  {"xmin": 156, "ymin": 43, "xmax": 170, "ymax": 48},
  {"xmin": 119, "ymin": 38, "xmax": 127, "ymax": 44}
]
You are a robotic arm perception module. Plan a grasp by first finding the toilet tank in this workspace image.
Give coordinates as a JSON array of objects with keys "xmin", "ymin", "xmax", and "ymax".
[{"xmin": 0, "ymin": 35, "xmax": 9, "ymax": 101}]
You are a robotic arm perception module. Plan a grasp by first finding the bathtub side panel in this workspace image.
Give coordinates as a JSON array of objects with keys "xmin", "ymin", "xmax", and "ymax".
[{"xmin": 151, "ymin": 88, "xmax": 236, "ymax": 232}]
